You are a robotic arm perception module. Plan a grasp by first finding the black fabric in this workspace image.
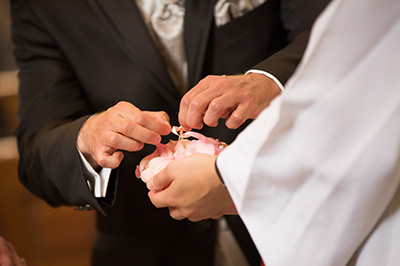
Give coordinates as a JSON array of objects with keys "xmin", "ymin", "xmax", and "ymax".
[
  {"xmin": 225, "ymin": 216, "xmax": 261, "ymax": 266},
  {"xmin": 92, "ymin": 223, "xmax": 216, "ymax": 266}
]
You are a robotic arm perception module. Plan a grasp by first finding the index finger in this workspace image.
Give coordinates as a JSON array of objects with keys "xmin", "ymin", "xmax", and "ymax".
[
  {"xmin": 143, "ymin": 111, "xmax": 171, "ymax": 136},
  {"xmin": 114, "ymin": 102, "xmax": 171, "ymax": 136},
  {"xmin": 148, "ymin": 190, "xmax": 170, "ymax": 208},
  {"xmin": 179, "ymin": 77, "xmax": 211, "ymax": 129},
  {"xmin": 127, "ymin": 111, "xmax": 171, "ymax": 137},
  {"xmin": 119, "ymin": 113, "xmax": 171, "ymax": 145}
]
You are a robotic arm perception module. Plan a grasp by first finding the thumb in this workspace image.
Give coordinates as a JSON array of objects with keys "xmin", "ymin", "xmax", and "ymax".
[
  {"xmin": 147, "ymin": 168, "xmax": 173, "ymax": 191},
  {"xmin": 147, "ymin": 169, "xmax": 175, "ymax": 209}
]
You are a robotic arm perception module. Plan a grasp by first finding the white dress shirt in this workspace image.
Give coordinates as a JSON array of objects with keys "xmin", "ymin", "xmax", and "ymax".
[{"xmin": 218, "ymin": 0, "xmax": 400, "ymax": 264}]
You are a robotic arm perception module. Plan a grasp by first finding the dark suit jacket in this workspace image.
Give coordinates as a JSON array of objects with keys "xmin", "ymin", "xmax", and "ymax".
[{"xmin": 11, "ymin": 0, "xmax": 330, "ymax": 265}]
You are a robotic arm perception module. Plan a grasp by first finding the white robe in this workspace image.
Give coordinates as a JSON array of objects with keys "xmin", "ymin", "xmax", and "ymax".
[{"xmin": 217, "ymin": 0, "xmax": 400, "ymax": 265}]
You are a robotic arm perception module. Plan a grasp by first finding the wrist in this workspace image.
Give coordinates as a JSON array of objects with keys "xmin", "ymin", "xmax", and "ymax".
[
  {"xmin": 246, "ymin": 70, "xmax": 285, "ymax": 93},
  {"xmin": 77, "ymin": 116, "xmax": 101, "ymax": 172}
]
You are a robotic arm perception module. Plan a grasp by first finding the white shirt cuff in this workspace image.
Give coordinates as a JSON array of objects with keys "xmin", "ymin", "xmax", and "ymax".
[
  {"xmin": 78, "ymin": 149, "xmax": 112, "ymax": 197},
  {"xmin": 246, "ymin": 69, "xmax": 285, "ymax": 92}
]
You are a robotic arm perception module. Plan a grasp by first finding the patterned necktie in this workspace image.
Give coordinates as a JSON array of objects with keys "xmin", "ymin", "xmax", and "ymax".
[{"xmin": 150, "ymin": 0, "xmax": 188, "ymax": 94}]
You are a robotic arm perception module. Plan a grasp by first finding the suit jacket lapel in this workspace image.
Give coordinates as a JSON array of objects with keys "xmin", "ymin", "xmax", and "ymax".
[
  {"xmin": 184, "ymin": 0, "xmax": 217, "ymax": 88},
  {"xmin": 88, "ymin": 0, "xmax": 179, "ymax": 99}
]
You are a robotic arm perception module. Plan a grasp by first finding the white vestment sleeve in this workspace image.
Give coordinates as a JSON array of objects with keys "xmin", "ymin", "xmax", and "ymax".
[{"xmin": 218, "ymin": 0, "xmax": 400, "ymax": 265}]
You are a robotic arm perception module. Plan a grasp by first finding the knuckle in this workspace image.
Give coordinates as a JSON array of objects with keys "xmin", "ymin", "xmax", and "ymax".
[
  {"xmin": 151, "ymin": 176, "xmax": 159, "ymax": 188},
  {"xmin": 204, "ymin": 117, "xmax": 218, "ymax": 127},
  {"xmin": 158, "ymin": 111, "xmax": 169, "ymax": 120},
  {"xmin": 111, "ymin": 102, "xmax": 123, "ymax": 112},
  {"xmin": 181, "ymin": 97, "xmax": 190, "ymax": 108},
  {"xmin": 181, "ymin": 209, "xmax": 194, "ymax": 219},
  {"xmin": 201, "ymin": 75, "xmax": 211, "ymax": 84},
  {"xmin": 230, "ymin": 112, "xmax": 243, "ymax": 124},
  {"xmin": 226, "ymin": 113, "xmax": 244, "ymax": 129},
  {"xmin": 217, "ymin": 78, "xmax": 229, "ymax": 87},
  {"xmin": 107, "ymin": 133, "xmax": 119, "ymax": 146},
  {"xmin": 209, "ymin": 100, "xmax": 222, "ymax": 113},
  {"xmin": 116, "ymin": 101, "xmax": 128, "ymax": 108},
  {"xmin": 149, "ymin": 195, "xmax": 161, "ymax": 207},
  {"xmin": 166, "ymin": 196, "xmax": 177, "ymax": 207},
  {"xmin": 106, "ymin": 105, "xmax": 115, "ymax": 112},
  {"xmin": 100, "ymin": 113, "xmax": 113, "ymax": 126},
  {"xmin": 170, "ymin": 212, "xmax": 183, "ymax": 220},
  {"xmin": 190, "ymin": 99, "xmax": 202, "ymax": 111},
  {"xmin": 164, "ymin": 163, "xmax": 174, "ymax": 175},
  {"xmin": 215, "ymin": 76, "xmax": 231, "ymax": 88},
  {"xmin": 211, "ymin": 214, "xmax": 223, "ymax": 220},
  {"xmin": 203, "ymin": 75, "xmax": 216, "ymax": 83},
  {"xmin": 134, "ymin": 114, "xmax": 147, "ymax": 126},
  {"xmin": 120, "ymin": 122, "xmax": 133, "ymax": 133},
  {"xmin": 97, "ymin": 156, "xmax": 108, "ymax": 168},
  {"xmin": 144, "ymin": 131, "xmax": 159, "ymax": 143},
  {"xmin": 130, "ymin": 141, "xmax": 144, "ymax": 151},
  {"xmin": 100, "ymin": 116, "xmax": 110, "ymax": 127}
]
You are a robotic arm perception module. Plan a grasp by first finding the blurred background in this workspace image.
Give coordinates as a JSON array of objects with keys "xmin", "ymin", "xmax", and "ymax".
[{"xmin": 0, "ymin": 1, "xmax": 95, "ymax": 265}]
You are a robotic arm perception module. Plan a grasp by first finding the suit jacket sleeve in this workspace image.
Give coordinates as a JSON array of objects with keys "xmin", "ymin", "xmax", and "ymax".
[
  {"xmin": 253, "ymin": 0, "xmax": 332, "ymax": 85},
  {"xmin": 11, "ymin": 0, "xmax": 104, "ymax": 212}
]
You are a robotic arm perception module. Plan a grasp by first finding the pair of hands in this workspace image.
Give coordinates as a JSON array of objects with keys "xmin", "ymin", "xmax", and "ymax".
[
  {"xmin": 77, "ymin": 73, "xmax": 280, "ymax": 220},
  {"xmin": 148, "ymin": 154, "xmax": 237, "ymax": 222},
  {"xmin": 0, "ymin": 236, "xmax": 25, "ymax": 266},
  {"xmin": 77, "ymin": 73, "xmax": 279, "ymax": 170}
]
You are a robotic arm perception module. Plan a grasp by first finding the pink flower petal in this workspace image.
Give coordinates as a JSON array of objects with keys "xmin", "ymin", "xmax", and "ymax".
[{"xmin": 135, "ymin": 127, "xmax": 227, "ymax": 184}]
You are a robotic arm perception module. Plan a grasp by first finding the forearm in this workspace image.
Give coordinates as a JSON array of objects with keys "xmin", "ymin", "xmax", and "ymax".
[
  {"xmin": 12, "ymin": 0, "xmax": 99, "ymax": 208},
  {"xmin": 251, "ymin": 32, "xmax": 310, "ymax": 86},
  {"xmin": 16, "ymin": 116, "xmax": 98, "ymax": 206}
]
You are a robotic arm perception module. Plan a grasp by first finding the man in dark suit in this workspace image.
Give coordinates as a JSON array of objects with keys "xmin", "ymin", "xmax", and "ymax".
[{"xmin": 10, "ymin": 0, "xmax": 330, "ymax": 265}]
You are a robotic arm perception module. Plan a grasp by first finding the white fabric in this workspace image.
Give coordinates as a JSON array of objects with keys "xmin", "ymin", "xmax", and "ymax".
[
  {"xmin": 78, "ymin": 149, "xmax": 111, "ymax": 197},
  {"xmin": 218, "ymin": 0, "xmax": 400, "ymax": 265}
]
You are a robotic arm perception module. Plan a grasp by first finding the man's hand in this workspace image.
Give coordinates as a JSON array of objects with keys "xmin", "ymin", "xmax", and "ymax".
[
  {"xmin": 77, "ymin": 101, "xmax": 171, "ymax": 170},
  {"xmin": 179, "ymin": 73, "xmax": 281, "ymax": 131},
  {"xmin": 148, "ymin": 154, "xmax": 236, "ymax": 222},
  {"xmin": 0, "ymin": 236, "xmax": 25, "ymax": 266}
]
